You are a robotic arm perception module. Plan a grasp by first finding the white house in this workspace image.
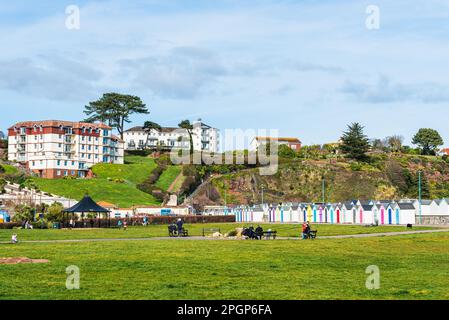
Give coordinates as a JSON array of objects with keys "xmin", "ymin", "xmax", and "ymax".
[{"xmin": 124, "ymin": 119, "xmax": 220, "ymax": 153}]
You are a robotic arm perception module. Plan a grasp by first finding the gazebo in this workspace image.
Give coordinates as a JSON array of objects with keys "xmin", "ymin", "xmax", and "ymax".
[{"xmin": 63, "ymin": 195, "xmax": 111, "ymax": 228}]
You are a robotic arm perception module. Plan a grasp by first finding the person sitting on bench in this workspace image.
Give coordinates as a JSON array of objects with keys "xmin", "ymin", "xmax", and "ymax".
[
  {"xmin": 255, "ymin": 225, "xmax": 263, "ymax": 240},
  {"xmin": 301, "ymin": 222, "xmax": 310, "ymax": 240}
]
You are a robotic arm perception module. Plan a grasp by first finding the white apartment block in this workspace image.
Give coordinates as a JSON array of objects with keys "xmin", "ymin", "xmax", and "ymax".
[
  {"xmin": 8, "ymin": 120, "xmax": 124, "ymax": 179},
  {"xmin": 124, "ymin": 119, "xmax": 220, "ymax": 153}
]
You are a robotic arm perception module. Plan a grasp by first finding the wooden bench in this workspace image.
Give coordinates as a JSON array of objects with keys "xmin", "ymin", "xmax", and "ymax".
[
  {"xmin": 262, "ymin": 230, "xmax": 277, "ymax": 240},
  {"xmin": 202, "ymin": 228, "xmax": 221, "ymax": 237},
  {"xmin": 168, "ymin": 226, "xmax": 189, "ymax": 237},
  {"xmin": 308, "ymin": 230, "xmax": 318, "ymax": 240}
]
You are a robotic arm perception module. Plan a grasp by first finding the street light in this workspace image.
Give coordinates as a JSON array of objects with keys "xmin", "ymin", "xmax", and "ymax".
[
  {"xmin": 322, "ymin": 178, "xmax": 326, "ymax": 204},
  {"xmin": 418, "ymin": 170, "xmax": 422, "ymax": 224}
]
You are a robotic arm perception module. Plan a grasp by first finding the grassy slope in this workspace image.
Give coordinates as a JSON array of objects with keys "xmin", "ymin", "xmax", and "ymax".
[
  {"xmin": 0, "ymin": 223, "xmax": 436, "ymax": 241},
  {"xmin": 1, "ymin": 165, "xmax": 18, "ymax": 175},
  {"xmin": 155, "ymin": 166, "xmax": 182, "ymax": 191},
  {"xmin": 29, "ymin": 156, "xmax": 159, "ymax": 207},
  {"xmin": 0, "ymin": 231, "xmax": 447, "ymax": 299}
]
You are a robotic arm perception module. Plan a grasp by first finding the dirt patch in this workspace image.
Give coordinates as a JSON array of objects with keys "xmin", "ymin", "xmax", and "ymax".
[{"xmin": 0, "ymin": 257, "xmax": 49, "ymax": 265}]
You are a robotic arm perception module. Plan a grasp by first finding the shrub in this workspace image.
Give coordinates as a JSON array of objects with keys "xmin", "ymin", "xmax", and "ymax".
[{"xmin": 350, "ymin": 162, "xmax": 363, "ymax": 171}]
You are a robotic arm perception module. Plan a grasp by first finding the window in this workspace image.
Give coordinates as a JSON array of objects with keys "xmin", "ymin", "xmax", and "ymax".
[
  {"xmin": 72, "ymin": 161, "xmax": 75, "ymax": 166},
  {"xmin": 64, "ymin": 171, "xmax": 68, "ymax": 176},
  {"xmin": 81, "ymin": 153, "xmax": 85, "ymax": 158},
  {"xmin": 56, "ymin": 170, "xmax": 61, "ymax": 176},
  {"xmin": 82, "ymin": 136, "xmax": 85, "ymax": 141},
  {"xmin": 58, "ymin": 143, "xmax": 62, "ymax": 148},
  {"xmin": 64, "ymin": 161, "xmax": 68, "ymax": 166},
  {"xmin": 88, "ymin": 145, "xmax": 92, "ymax": 151},
  {"xmin": 88, "ymin": 154, "xmax": 91, "ymax": 159},
  {"xmin": 71, "ymin": 171, "xmax": 75, "ymax": 175},
  {"xmin": 32, "ymin": 161, "xmax": 35, "ymax": 166},
  {"xmin": 81, "ymin": 145, "xmax": 85, "ymax": 150},
  {"xmin": 57, "ymin": 160, "xmax": 61, "ymax": 166}
]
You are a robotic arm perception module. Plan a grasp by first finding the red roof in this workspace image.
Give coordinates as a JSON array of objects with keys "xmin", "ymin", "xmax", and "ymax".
[
  {"xmin": 9, "ymin": 120, "xmax": 111, "ymax": 130},
  {"xmin": 256, "ymin": 137, "xmax": 301, "ymax": 144},
  {"xmin": 442, "ymin": 148, "xmax": 449, "ymax": 155}
]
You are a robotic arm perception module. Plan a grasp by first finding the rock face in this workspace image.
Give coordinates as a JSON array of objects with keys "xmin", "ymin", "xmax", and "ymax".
[{"xmin": 0, "ymin": 257, "xmax": 50, "ymax": 265}]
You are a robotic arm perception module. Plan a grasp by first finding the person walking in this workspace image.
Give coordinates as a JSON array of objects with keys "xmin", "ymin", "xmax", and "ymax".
[
  {"xmin": 123, "ymin": 220, "xmax": 128, "ymax": 231},
  {"xmin": 117, "ymin": 220, "xmax": 123, "ymax": 230},
  {"xmin": 11, "ymin": 234, "xmax": 18, "ymax": 244}
]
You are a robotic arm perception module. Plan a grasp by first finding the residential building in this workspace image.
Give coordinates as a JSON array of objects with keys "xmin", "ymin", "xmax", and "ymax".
[
  {"xmin": 123, "ymin": 119, "xmax": 220, "ymax": 153},
  {"xmin": 7, "ymin": 120, "xmax": 124, "ymax": 179},
  {"xmin": 250, "ymin": 137, "xmax": 302, "ymax": 152}
]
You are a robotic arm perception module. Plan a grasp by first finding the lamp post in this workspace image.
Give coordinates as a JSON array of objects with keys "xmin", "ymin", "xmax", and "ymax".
[
  {"xmin": 418, "ymin": 170, "xmax": 422, "ymax": 224},
  {"xmin": 261, "ymin": 186, "xmax": 264, "ymax": 206},
  {"xmin": 322, "ymin": 178, "xmax": 326, "ymax": 204}
]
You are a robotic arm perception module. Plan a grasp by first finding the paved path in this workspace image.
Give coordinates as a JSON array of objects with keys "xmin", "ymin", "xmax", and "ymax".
[{"xmin": 1, "ymin": 229, "xmax": 448, "ymax": 244}]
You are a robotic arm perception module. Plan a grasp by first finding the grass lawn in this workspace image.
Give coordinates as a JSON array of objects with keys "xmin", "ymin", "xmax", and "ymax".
[
  {"xmin": 0, "ymin": 223, "xmax": 437, "ymax": 242},
  {"xmin": 155, "ymin": 166, "xmax": 182, "ymax": 191},
  {"xmin": 93, "ymin": 156, "xmax": 157, "ymax": 184},
  {"xmin": 0, "ymin": 164, "xmax": 18, "ymax": 174},
  {"xmin": 29, "ymin": 156, "xmax": 159, "ymax": 207},
  {"xmin": 0, "ymin": 231, "xmax": 448, "ymax": 299}
]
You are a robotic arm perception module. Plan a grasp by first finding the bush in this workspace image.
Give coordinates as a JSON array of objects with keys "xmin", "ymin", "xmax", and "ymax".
[
  {"xmin": 0, "ymin": 222, "xmax": 22, "ymax": 229},
  {"xmin": 227, "ymin": 230, "xmax": 238, "ymax": 237},
  {"xmin": 350, "ymin": 162, "xmax": 363, "ymax": 171},
  {"xmin": 443, "ymin": 155, "xmax": 449, "ymax": 164}
]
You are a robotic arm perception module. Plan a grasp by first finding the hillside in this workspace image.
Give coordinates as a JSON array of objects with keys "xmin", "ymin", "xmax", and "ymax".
[
  {"xmin": 25, "ymin": 156, "xmax": 158, "ymax": 207},
  {"xmin": 190, "ymin": 154, "xmax": 449, "ymax": 207}
]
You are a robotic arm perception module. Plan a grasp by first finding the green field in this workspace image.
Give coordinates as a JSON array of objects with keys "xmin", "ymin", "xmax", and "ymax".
[
  {"xmin": 155, "ymin": 166, "xmax": 182, "ymax": 191},
  {"xmin": 0, "ymin": 223, "xmax": 436, "ymax": 242},
  {"xmin": 0, "ymin": 226, "xmax": 447, "ymax": 300},
  {"xmin": 29, "ymin": 156, "xmax": 160, "ymax": 207},
  {"xmin": 0, "ymin": 164, "xmax": 19, "ymax": 175}
]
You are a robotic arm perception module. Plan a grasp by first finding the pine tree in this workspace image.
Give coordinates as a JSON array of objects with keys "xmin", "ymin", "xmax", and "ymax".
[{"xmin": 339, "ymin": 123, "xmax": 370, "ymax": 161}]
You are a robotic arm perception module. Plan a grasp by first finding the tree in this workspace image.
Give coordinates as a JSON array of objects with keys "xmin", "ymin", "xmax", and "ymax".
[
  {"xmin": 412, "ymin": 128, "xmax": 444, "ymax": 155},
  {"xmin": 386, "ymin": 135, "xmax": 404, "ymax": 153},
  {"xmin": 278, "ymin": 144, "xmax": 297, "ymax": 159},
  {"xmin": 45, "ymin": 202, "xmax": 64, "ymax": 222},
  {"xmin": 371, "ymin": 138, "xmax": 387, "ymax": 152},
  {"xmin": 339, "ymin": 123, "xmax": 370, "ymax": 161},
  {"xmin": 84, "ymin": 93, "xmax": 149, "ymax": 139},
  {"xmin": 178, "ymin": 120, "xmax": 194, "ymax": 155},
  {"xmin": 142, "ymin": 121, "xmax": 161, "ymax": 149}
]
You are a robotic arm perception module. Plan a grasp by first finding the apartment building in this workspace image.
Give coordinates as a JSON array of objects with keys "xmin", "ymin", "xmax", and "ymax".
[
  {"xmin": 250, "ymin": 137, "xmax": 302, "ymax": 152},
  {"xmin": 124, "ymin": 119, "xmax": 220, "ymax": 153},
  {"xmin": 8, "ymin": 120, "xmax": 124, "ymax": 179}
]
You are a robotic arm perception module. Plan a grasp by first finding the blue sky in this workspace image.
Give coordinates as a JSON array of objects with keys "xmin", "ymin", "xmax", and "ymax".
[{"xmin": 1, "ymin": 0, "xmax": 449, "ymax": 148}]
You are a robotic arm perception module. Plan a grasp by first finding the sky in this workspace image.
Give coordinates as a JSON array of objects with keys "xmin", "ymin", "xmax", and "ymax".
[{"xmin": 0, "ymin": 0, "xmax": 449, "ymax": 148}]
